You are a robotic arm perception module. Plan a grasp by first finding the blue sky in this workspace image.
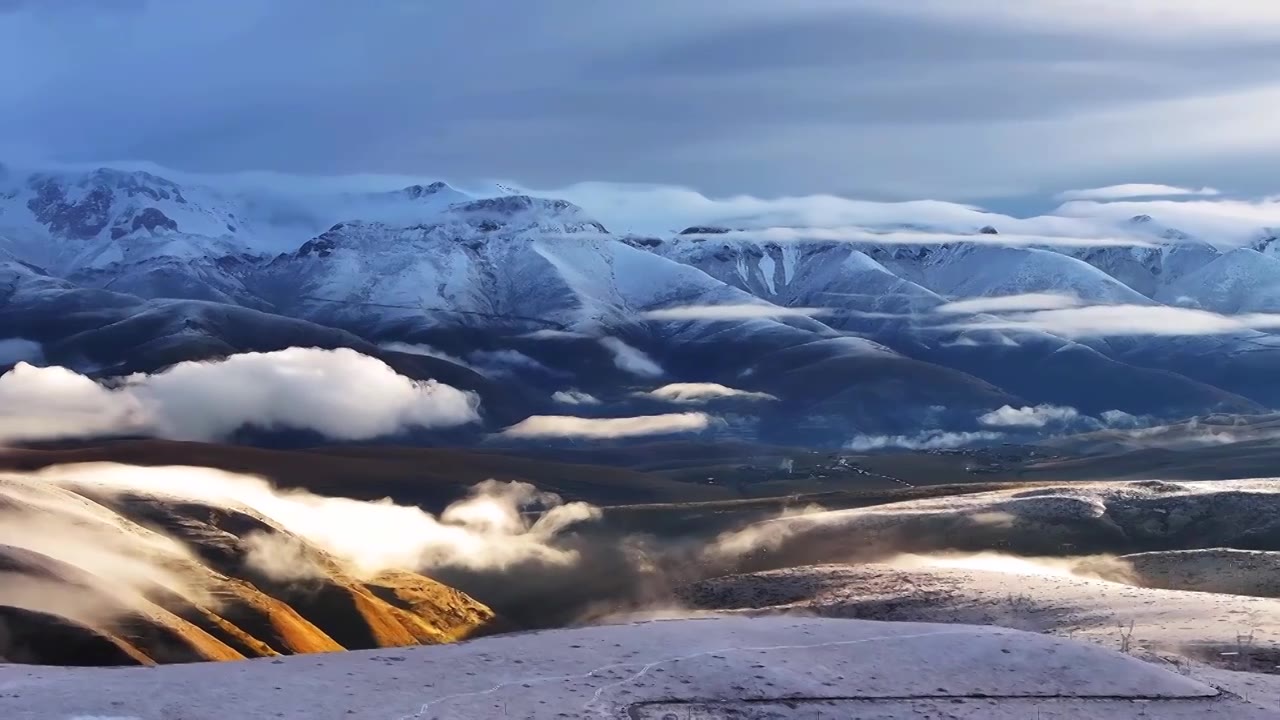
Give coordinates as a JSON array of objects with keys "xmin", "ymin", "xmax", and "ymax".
[{"xmin": 4, "ymin": 1, "xmax": 1280, "ymax": 202}]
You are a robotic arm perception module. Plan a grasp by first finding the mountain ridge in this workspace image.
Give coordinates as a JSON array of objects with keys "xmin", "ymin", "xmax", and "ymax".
[{"xmin": 3, "ymin": 165, "xmax": 1280, "ymax": 445}]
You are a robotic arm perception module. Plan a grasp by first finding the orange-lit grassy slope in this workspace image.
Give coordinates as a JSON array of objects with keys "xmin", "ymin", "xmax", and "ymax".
[{"xmin": 0, "ymin": 472, "xmax": 497, "ymax": 666}]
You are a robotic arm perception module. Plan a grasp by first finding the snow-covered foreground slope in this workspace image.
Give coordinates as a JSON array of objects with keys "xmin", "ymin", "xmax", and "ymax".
[
  {"xmin": 2, "ymin": 616, "xmax": 1269, "ymax": 719},
  {"xmin": 686, "ymin": 561, "xmax": 1280, "ymax": 673}
]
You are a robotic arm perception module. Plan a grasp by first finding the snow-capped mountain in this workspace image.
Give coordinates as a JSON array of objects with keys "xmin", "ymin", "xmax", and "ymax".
[
  {"xmin": 256, "ymin": 195, "xmax": 631, "ymax": 332},
  {"xmin": 5, "ymin": 163, "xmax": 1280, "ymax": 444}
]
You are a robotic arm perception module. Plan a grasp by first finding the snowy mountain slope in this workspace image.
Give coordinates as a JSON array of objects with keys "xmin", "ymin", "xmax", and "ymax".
[
  {"xmin": 0, "ymin": 259, "xmax": 522, "ymax": 427},
  {"xmin": 1155, "ymin": 248, "xmax": 1280, "ymax": 312},
  {"xmin": 1065, "ymin": 216, "xmax": 1222, "ymax": 297},
  {"xmin": 0, "ymin": 168, "xmax": 496, "ymax": 311},
  {"xmin": 256, "ymin": 197, "xmax": 651, "ymax": 332},
  {"xmin": 252, "ymin": 206, "xmax": 1027, "ymax": 443},
  {"xmin": 902, "ymin": 244, "xmax": 1152, "ymax": 305},
  {"xmin": 656, "ymin": 232, "xmax": 1280, "ymax": 415},
  {"xmin": 656, "ymin": 235, "xmax": 946, "ymax": 338}
]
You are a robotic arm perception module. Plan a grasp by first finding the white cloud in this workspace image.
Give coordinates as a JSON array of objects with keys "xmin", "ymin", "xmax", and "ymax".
[
  {"xmin": 0, "ymin": 348, "xmax": 479, "ymax": 443},
  {"xmin": 467, "ymin": 349, "xmax": 560, "ymax": 377},
  {"xmin": 379, "ymin": 341, "xmax": 475, "ymax": 370},
  {"xmin": 1100, "ymin": 409, "xmax": 1147, "ymax": 429},
  {"xmin": 0, "ymin": 338, "xmax": 43, "ymax": 366},
  {"xmin": 949, "ymin": 305, "xmax": 1280, "ymax": 337},
  {"xmin": 689, "ymin": 226, "xmax": 1150, "ymax": 248},
  {"xmin": 935, "ymin": 293, "xmax": 1085, "ymax": 315},
  {"xmin": 552, "ymin": 390, "xmax": 602, "ymax": 406},
  {"xmin": 639, "ymin": 382, "xmax": 777, "ymax": 404},
  {"xmin": 641, "ymin": 304, "xmax": 829, "ymax": 321},
  {"xmin": 0, "ymin": 362, "xmax": 152, "ymax": 443},
  {"xmin": 1053, "ymin": 197, "xmax": 1280, "ymax": 248},
  {"xmin": 598, "ymin": 337, "xmax": 664, "ymax": 377},
  {"xmin": 32, "ymin": 463, "xmax": 601, "ymax": 578},
  {"xmin": 1055, "ymin": 184, "xmax": 1221, "ymax": 201},
  {"xmin": 978, "ymin": 404, "xmax": 1082, "ymax": 428},
  {"xmin": 520, "ymin": 329, "xmax": 591, "ymax": 340},
  {"xmin": 501, "ymin": 412, "xmax": 712, "ymax": 439},
  {"xmin": 847, "ymin": 430, "xmax": 1003, "ymax": 451}
]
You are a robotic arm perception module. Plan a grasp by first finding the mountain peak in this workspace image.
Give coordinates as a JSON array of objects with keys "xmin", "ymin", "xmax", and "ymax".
[
  {"xmin": 400, "ymin": 181, "xmax": 452, "ymax": 199},
  {"xmin": 678, "ymin": 226, "xmax": 732, "ymax": 236},
  {"xmin": 450, "ymin": 195, "xmax": 608, "ymax": 234}
]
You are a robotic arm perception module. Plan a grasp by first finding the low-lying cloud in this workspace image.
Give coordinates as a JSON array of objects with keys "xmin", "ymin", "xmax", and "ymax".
[
  {"xmin": 501, "ymin": 412, "xmax": 713, "ymax": 439},
  {"xmin": 642, "ymin": 304, "xmax": 829, "ymax": 321},
  {"xmin": 26, "ymin": 464, "xmax": 604, "ymax": 582},
  {"xmin": 949, "ymin": 305, "xmax": 1280, "ymax": 337},
  {"xmin": 0, "ymin": 362, "xmax": 153, "ymax": 443},
  {"xmin": 598, "ymin": 337, "xmax": 664, "ymax": 377},
  {"xmin": 0, "ymin": 347, "xmax": 479, "ymax": 443},
  {"xmin": 552, "ymin": 389, "xmax": 602, "ymax": 406},
  {"xmin": 639, "ymin": 382, "xmax": 778, "ymax": 405},
  {"xmin": 979, "ymin": 404, "xmax": 1082, "ymax": 428},
  {"xmin": 684, "ymin": 226, "xmax": 1151, "ymax": 249},
  {"xmin": 1055, "ymin": 184, "xmax": 1222, "ymax": 202},
  {"xmin": 847, "ymin": 430, "xmax": 1003, "ymax": 451},
  {"xmin": 467, "ymin": 349, "xmax": 562, "ymax": 378},
  {"xmin": 380, "ymin": 341, "xmax": 475, "ymax": 370},
  {"xmin": 935, "ymin": 293, "xmax": 1084, "ymax": 315}
]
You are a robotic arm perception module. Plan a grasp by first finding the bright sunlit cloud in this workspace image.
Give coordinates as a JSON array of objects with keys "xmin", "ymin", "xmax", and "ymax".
[
  {"xmin": 0, "ymin": 348, "xmax": 479, "ymax": 443},
  {"xmin": 501, "ymin": 412, "xmax": 713, "ymax": 439}
]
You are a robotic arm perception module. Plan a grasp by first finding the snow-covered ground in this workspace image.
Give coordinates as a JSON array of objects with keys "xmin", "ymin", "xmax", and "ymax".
[
  {"xmin": 1, "ymin": 616, "xmax": 1272, "ymax": 719},
  {"xmin": 685, "ymin": 561, "xmax": 1280, "ymax": 713}
]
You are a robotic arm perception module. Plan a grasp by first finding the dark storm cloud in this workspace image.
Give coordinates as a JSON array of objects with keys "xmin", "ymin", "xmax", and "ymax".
[{"xmin": 3, "ymin": 1, "xmax": 1280, "ymax": 197}]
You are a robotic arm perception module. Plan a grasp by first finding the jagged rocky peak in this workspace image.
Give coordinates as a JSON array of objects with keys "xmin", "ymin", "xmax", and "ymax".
[
  {"xmin": 400, "ymin": 181, "xmax": 452, "ymax": 199},
  {"xmin": 108, "ymin": 207, "xmax": 180, "ymax": 240},
  {"xmin": 679, "ymin": 225, "xmax": 732, "ymax": 236},
  {"xmin": 45, "ymin": 167, "xmax": 187, "ymax": 203},
  {"xmin": 449, "ymin": 195, "xmax": 608, "ymax": 234},
  {"xmin": 24, "ymin": 167, "xmax": 193, "ymax": 241},
  {"xmin": 1252, "ymin": 227, "xmax": 1280, "ymax": 256},
  {"xmin": 621, "ymin": 234, "xmax": 665, "ymax": 248},
  {"xmin": 454, "ymin": 195, "xmax": 564, "ymax": 215},
  {"xmin": 292, "ymin": 221, "xmax": 377, "ymax": 258}
]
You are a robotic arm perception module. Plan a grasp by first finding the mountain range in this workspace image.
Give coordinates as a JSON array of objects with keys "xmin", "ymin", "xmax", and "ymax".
[{"xmin": 4, "ymin": 165, "xmax": 1280, "ymax": 446}]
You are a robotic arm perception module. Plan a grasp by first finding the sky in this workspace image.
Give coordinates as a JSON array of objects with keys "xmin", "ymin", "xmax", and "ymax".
[{"xmin": 4, "ymin": 1, "xmax": 1280, "ymax": 201}]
